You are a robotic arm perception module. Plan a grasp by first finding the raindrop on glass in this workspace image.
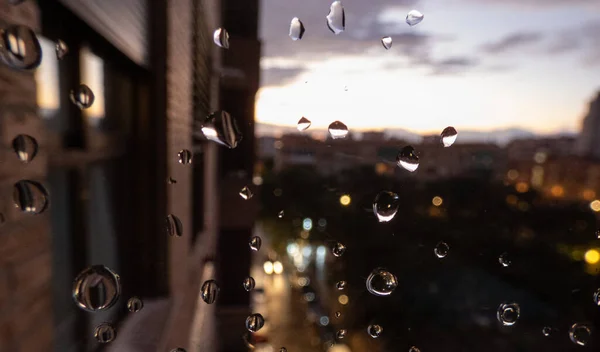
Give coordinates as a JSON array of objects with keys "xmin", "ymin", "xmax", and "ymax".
[
  {"xmin": 240, "ymin": 186, "xmax": 253, "ymax": 200},
  {"xmin": 72, "ymin": 265, "xmax": 121, "ymax": 312},
  {"xmin": 569, "ymin": 323, "xmax": 591, "ymax": 346},
  {"xmin": 366, "ymin": 268, "xmax": 398, "ymax": 296},
  {"xmin": 127, "ymin": 297, "xmax": 143, "ymax": 313},
  {"xmin": 397, "ymin": 146, "xmax": 419, "ymax": 172},
  {"xmin": 297, "ymin": 117, "xmax": 311, "ymax": 131},
  {"xmin": 245, "ymin": 313, "xmax": 265, "ymax": 333},
  {"xmin": 201, "ymin": 110, "xmax": 243, "ymax": 149},
  {"xmin": 542, "ymin": 326, "xmax": 552, "ymax": 337},
  {"xmin": 441, "ymin": 126, "xmax": 458, "ymax": 147},
  {"xmin": 166, "ymin": 214, "xmax": 183, "ymax": 237},
  {"xmin": 0, "ymin": 24, "xmax": 42, "ymax": 70},
  {"xmin": 278, "ymin": 210, "xmax": 284, "ymax": 218},
  {"xmin": 499, "ymin": 252, "xmax": 512, "ymax": 267},
  {"xmin": 12, "ymin": 134, "xmax": 38, "ymax": 163},
  {"xmin": 94, "ymin": 323, "xmax": 116, "ymax": 343},
  {"xmin": 372, "ymin": 191, "xmax": 400, "ymax": 222},
  {"xmin": 289, "ymin": 17, "xmax": 305, "ymax": 41},
  {"xmin": 328, "ymin": 120, "xmax": 349, "ymax": 139},
  {"xmin": 55, "ymin": 39, "xmax": 68, "ymax": 60},
  {"xmin": 406, "ymin": 10, "xmax": 424, "ymax": 27},
  {"xmin": 167, "ymin": 177, "xmax": 177, "ymax": 184},
  {"xmin": 280, "ymin": 348, "xmax": 287, "ymax": 352},
  {"xmin": 326, "ymin": 1, "xmax": 345, "ymax": 35},
  {"xmin": 367, "ymin": 324, "xmax": 383, "ymax": 338},
  {"xmin": 594, "ymin": 288, "xmax": 600, "ymax": 306},
  {"xmin": 243, "ymin": 277, "xmax": 256, "ymax": 292},
  {"xmin": 178, "ymin": 149, "xmax": 192, "ymax": 164},
  {"xmin": 331, "ymin": 242, "xmax": 346, "ymax": 257},
  {"xmin": 336, "ymin": 281, "xmax": 347, "ymax": 290},
  {"xmin": 170, "ymin": 349, "xmax": 187, "ymax": 352},
  {"xmin": 13, "ymin": 180, "xmax": 49, "ymax": 214},
  {"xmin": 381, "ymin": 36, "xmax": 392, "ymax": 50},
  {"xmin": 70, "ymin": 84, "xmax": 95, "ymax": 109},
  {"xmin": 496, "ymin": 302, "xmax": 520, "ymax": 326},
  {"xmin": 335, "ymin": 311, "xmax": 341, "ymax": 318},
  {"xmin": 409, "ymin": 347, "xmax": 421, "ymax": 352},
  {"xmin": 213, "ymin": 28, "xmax": 229, "ymax": 49},
  {"xmin": 201, "ymin": 280, "xmax": 220, "ymax": 304},
  {"xmin": 249, "ymin": 236, "xmax": 262, "ymax": 251},
  {"xmin": 434, "ymin": 241, "xmax": 449, "ymax": 258},
  {"xmin": 336, "ymin": 329, "xmax": 347, "ymax": 339}
]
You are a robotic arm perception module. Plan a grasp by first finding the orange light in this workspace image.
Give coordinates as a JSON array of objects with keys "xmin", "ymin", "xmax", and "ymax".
[
  {"xmin": 432, "ymin": 196, "xmax": 443, "ymax": 207},
  {"xmin": 339, "ymin": 195, "xmax": 351, "ymax": 206},
  {"xmin": 550, "ymin": 185, "xmax": 564, "ymax": 197},
  {"xmin": 590, "ymin": 200, "xmax": 600, "ymax": 212},
  {"xmin": 515, "ymin": 182, "xmax": 529, "ymax": 193},
  {"xmin": 505, "ymin": 195, "xmax": 518, "ymax": 206},
  {"xmin": 375, "ymin": 163, "xmax": 387, "ymax": 175},
  {"xmin": 583, "ymin": 189, "xmax": 596, "ymax": 201}
]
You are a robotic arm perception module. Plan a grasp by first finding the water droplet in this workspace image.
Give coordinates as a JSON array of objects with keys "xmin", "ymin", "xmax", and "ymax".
[
  {"xmin": 496, "ymin": 302, "xmax": 520, "ymax": 326},
  {"xmin": 12, "ymin": 134, "xmax": 38, "ymax": 163},
  {"xmin": 166, "ymin": 214, "xmax": 183, "ymax": 237},
  {"xmin": 240, "ymin": 186, "xmax": 253, "ymax": 200},
  {"xmin": 289, "ymin": 17, "xmax": 305, "ymax": 40},
  {"xmin": 336, "ymin": 281, "xmax": 347, "ymax": 290},
  {"xmin": 243, "ymin": 277, "xmax": 256, "ymax": 291},
  {"xmin": 297, "ymin": 117, "xmax": 311, "ymax": 131},
  {"xmin": 13, "ymin": 180, "xmax": 49, "ymax": 214},
  {"xmin": 569, "ymin": 323, "xmax": 591, "ymax": 346},
  {"xmin": 169, "ymin": 349, "xmax": 187, "ymax": 352},
  {"xmin": 397, "ymin": 146, "xmax": 419, "ymax": 172},
  {"xmin": 178, "ymin": 149, "xmax": 193, "ymax": 164},
  {"xmin": 441, "ymin": 126, "xmax": 458, "ymax": 147},
  {"xmin": 127, "ymin": 297, "xmax": 143, "ymax": 312},
  {"xmin": 381, "ymin": 36, "xmax": 392, "ymax": 50},
  {"xmin": 167, "ymin": 177, "xmax": 177, "ymax": 184},
  {"xmin": 55, "ymin": 39, "xmax": 68, "ymax": 60},
  {"xmin": 94, "ymin": 323, "xmax": 116, "ymax": 343},
  {"xmin": 328, "ymin": 120, "xmax": 349, "ymax": 139},
  {"xmin": 367, "ymin": 324, "xmax": 383, "ymax": 338},
  {"xmin": 0, "ymin": 213, "xmax": 5, "ymax": 225},
  {"xmin": 201, "ymin": 280, "xmax": 220, "ymax": 304},
  {"xmin": 72, "ymin": 265, "xmax": 121, "ymax": 312},
  {"xmin": 499, "ymin": 252, "xmax": 512, "ymax": 267},
  {"xmin": 213, "ymin": 28, "xmax": 229, "ymax": 49},
  {"xmin": 249, "ymin": 236, "xmax": 262, "ymax": 251},
  {"xmin": 336, "ymin": 329, "xmax": 347, "ymax": 339},
  {"xmin": 278, "ymin": 210, "xmax": 284, "ymax": 218},
  {"xmin": 201, "ymin": 110, "xmax": 243, "ymax": 148},
  {"xmin": 408, "ymin": 347, "xmax": 421, "ymax": 352},
  {"xmin": 596, "ymin": 229, "xmax": 600, "ymax": 239},
  {"xmin": 542, "ymin": 326, "xmax": 552, "ymax": 337},
  {"xmin": 406, "ymin": 10, "xmax": 424, "ymax": 26},
  {"xmin": 70, "ymin": 84, "xmax": 95, "ymax": 109},
  {"xmin": 372, "ymin": 191, "xmax": 400, "ymax": 222},
  {"xmin": 326, "ymin": 1, "xmax": 345, "ymax": 35},
  {"xmin": 331, "ymin": 242, "xmax": 346, "ymax": 257},
  {"xmin": 245, "ymin": 313, "xmax": 265, "ymax": 332},
  {"xmin": 594, "ymin": 288, "xmax": 600, "ymax": 306},
  {"xmin": 0, "ymin": 25, "xmax": 42, "ymax": 70},
  {"xmin": 366, "ymin": 268, "xmax": 398, "ymax": 296},
  {"xmin": 434, "ymin": 241, "xmax": 449, "ymax": 258},
  {"xmin": 335, "ymin": 311, "xmax": 341, "ymax": 318},
  {"xmin": 280, "ymin": 348, "xmax": 287, "ymax": 352}
]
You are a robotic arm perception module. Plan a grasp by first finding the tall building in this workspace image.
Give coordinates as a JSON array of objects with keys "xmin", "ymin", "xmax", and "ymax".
[{"xmin": 575, "ymin": 91, "xmax": 600, "ymax": 158}]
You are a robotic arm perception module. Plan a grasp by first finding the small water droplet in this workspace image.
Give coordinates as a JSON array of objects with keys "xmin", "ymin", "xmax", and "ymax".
[
  {"xmin": 499, "ymin": 252, "xmax": 512, "ymax": 267},
  {"xmin": 166, "ymin": 214, "xmax": 183, "ymax": 237},
  {"xmin": 594, "ymin": 288, "xmax": 600, "ymax": 306},
  {"xmin": 335, "ymin": 311, "xmax": 341, "ymax": 318},
  {"xmin": 127, "ymin": 297, "xmax": 143, "ymax": 312},
  {"xmin": 167, "ymin": 177, "xmax": 177, "ymax": 184},
  {"xmin": 367, "ymin": 324, "xmax": 383, "ymax": 338},
  {"xmin": 344, "ymin": 85, "xmax": 348, "ymax": 91},
  {"xmin": 278, "ymin": 210, "xmax": 284, "ymax": 218},
  {"xmin": 201, "ymin": 110, "xmax": 243, "ymax": 148},
  {"xmin": 213, "ymin": 28, "xmax": 230, "ymax": 48},
  {"xmin": 397, "ymin": 146, "xmax": 419, "ymax": 172},
  {"xmin": 408, "ymin": 347, "xmax": 421, "ymax": 352},
  {"xmin": 0, "ymin": 25, "xmax": 42, "ymax": 70},
  {"xmin": 12, "ymin": 134, "xmax": 38, "ymax": 163},
  {"xmin": 366, "ymin": 268, "xmax": 398, "ymax": 296},
  {"xmin": 178, "ymin": 149, "xmax": 192, "ymax": 164},
  {"xmin": 243, "ymin": 277, "xmax": 256, "ymax": 291},
  {"xmin": 381, "ymin": 36, "xmax": 392, "ymax": 50},
  {"xmin": 328, "ymin": 120, "xmax": 349, "ymax": 139},
  {"xmin": 336, "ymin": 329, "xmax": 347, "ymax": 339},
  {"xmin": 280, "ymin": 348, "xmax": 287, "ymax": 352},
  {"xmin": 336, "ymin": 281, "xmax": 347, "ymax": 290},
  {"xmin": 289, "ymin": 17, "xmax": 305, "ymax": 40},
  {"xmin": 372, "ymin": 191, "xmax": 400, "ymax": 222},
  {"xmin": 326, "ymin": 1, "xmax": 345, "ymax": 35},
  {"xmin": 245, "ymin": 313, "xmax": 265, "ymax": 332},
  {"xmin": 569, "ymin": 323, "xmax": 591, "ymax": 346},
  {"xmin": 496, "ymin": 302, "xmax": 520, "ymax": 326},
  {"xmin": 94, "ymin": 323, "xmax": 116, "ymax": 343},
  {"xmin": 13, "ymin": 180, "xmax": 49, "ymax": 214},
  {"xmin": 55, "ymin": 39, "xmax": 68, "ymax": 60},
  {"xmin": 441, "ymin": 126, "xmax": 458, "ymax": 147},
  {"xmin": 73, "ymin": 265, "xmax": 120, "ymax": 312},
  {"xmin": 406, "ymin": 10, "xmax": 424, "ymax": 26},
  {"xmin": 331, "ymin": 242, "xmax": 346, "ymax": 257},
  {"xmin": 434, "ymin": 241, "xmax": 449, "ymax": 258},
  {"xmin": 201, "ymin": 280, "xmax": 220, "ymax": 304},
  {"xmin": 240, "ymin": 186, "xmax": 253, "ymax": 200},
  {"xmin": 249, "ymin": 236, "xmax": 262, "ymax": 251},
  {"xmin": 297, "ymin": 117, "xmax": 311, "ymax": 131},
  {"xmin": 70, "ymin": 84, "xmax": 95, "ymax": 109},
  {"xmin": 169, "ymin": 349, "xmax": 187, "ymax": 352},
  {"xmin": 542, "ymin": 326, "xmax": 552, "ymax": 337}
]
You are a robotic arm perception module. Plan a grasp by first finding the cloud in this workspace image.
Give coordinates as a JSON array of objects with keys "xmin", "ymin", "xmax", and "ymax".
[
  {"xmin": 546, "ymin": 20, "xmax": 600, "ymax": 66},
  {"xmin": 261, "ymin": 66, "xmax": 307, "ymax": 87},
  {"xmin": 480, "ymin": 32, "xmax": 544, "ymax": 54},
  {"xmin": 464, "ymin": 0, "xmax": 600, "ymax": 9},
  {"xmin": 429, "ymin": 57, "xmax": 480, "ymax": 75}
]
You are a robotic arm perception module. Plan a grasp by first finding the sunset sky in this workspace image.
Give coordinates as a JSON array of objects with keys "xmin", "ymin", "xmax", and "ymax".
[{"xmin": 257, "ymin": 0, "xmax": 600, "ymax": 135}]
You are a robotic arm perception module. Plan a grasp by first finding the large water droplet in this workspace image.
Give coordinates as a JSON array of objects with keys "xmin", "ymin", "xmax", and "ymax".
[
  {"xmin": 372, "ymin": 191, "xmax": 400, "ymax": 222},
  {"xmin": 367, "ymin": 324, "xmax": 383, "ymax": 338},
  {"xmin": 397, "ymin": 146, "xmax": 419, "ymax": 172},
  {"xmin": 336, "ymin": 329, "xmax": 347, "ymax": 339},
  {"xmin": 167, "ymin": 177, "xmax": 177, "ymax": 184},
  {"xmin": 70, "ymin": 84, "xmax": 95, "ymax": 109},
  {"xmin": 434, "ymin": 241, "xmax": 449, "ymax": 258},
  {"xmin": 0, "ymin": 25, "xmax": 42, "ymax": 70},
  {"xmin": 127, "ymin": 297, "xmax": 143, "ymax": 312},
  {"xmin": 499, "ymin": 252, "xmax": 512, "ymax": 267},
  {"xmin": 178, "ymin": 149, "xmax": 192, "ymax": 164},
  {"xmin": 406, "ymin": 10, "xmax": 424, "ymax": 26},
  {"xmin": 213, "ymin": 28, "xmax": 229, "ymax": 49},
  {"xmin": 55, "ymin": 39, "xmax": 68, "ymax": 60},
  {"xmin": 381, "ymin": 36, "xmax": 392, "ymax": 50},
  {"xmin": 542, "ymin": 326, "xmax": 552, "ymax": 337},
  {"xmin": 94, "ymin": 323, "xmax": 116, "ymax": 343},
  {"xmin": 201, "ymin": 110, "xmax": 243, "ymax": 148},
  {"xmin": 326, "ymin": 1, "xmax": 345, "ymax": 34},
  {"xmin": 12, "ymin": 134, "xmax": 38, "ymax": 163},
  {"xmin": 297, "ymin": 117, "xmax": 311, "ymax": 131},
  {"xmin": 243, "ymin": 277, "xmax": 256, "ymax": 291},
  {"xmin": 249, "ymin": 236, "xmax": 262, "ymax": 251},
  {"xmin": 366, "ymin": 268, "xmax": 398, "ymax": 296},
  {"xmin": 441, "ymin": 126, "xmax": 458, "ymax": 147},
  {"xmin": 593, "ymin": 288, "xmax": 600, "ymax": 306},
  {"xmin": 496, "ymin": 302, "xmax": 520, "ymax": 326},
  {"xmin": 328, "ymin": 120, "xmax": 349, "ymax": 139},
  {"xmin": 240, "ymin": 186, "xmax": 253, "ymax": 200},
  {"xmin": 245, "ymin": 313, "xmax": 265, "ymax": 332},
  {"xmin": 72, "ymin": 265, "xmax": 121, "ymax": 312},
  {"xmin": 331, "ymin": 242, "xmax": 346, "ymax": 257},
  {"xmin": 166, "ymin": 214, "xmax": 183, "ymax": 237},
  {"xmin": 334, "ymin": 311, "xmax": 341, "ymax": 318},
  {"xmin": 409, "ymin": 347, "xmax": 421, "ymax": 352},
  {"xmin": 569, "ymin": 323, "xmax": 591, "ymax": 346},
  {"xmin": 201, "ymin": 280, "xmax": 220, "ymax": 304},
  {"xmin": 13, "ymin": 180, "xmax": 49, "ymax": 214},
  {"xmin": 289, "ymin": 17, "xmax": 305, "ymax": 40},
  {"xmin": 336, "ymin": 281, "xmax": 347, "ymax": 290}
]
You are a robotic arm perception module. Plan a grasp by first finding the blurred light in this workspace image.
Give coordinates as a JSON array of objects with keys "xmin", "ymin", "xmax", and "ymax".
[
  {"xmin": 515, "ymin": 182, "xmax": 529, "ymax": 193},
  {"xmin": 273, "ymin": 188, "xmax": 282, "ymax": 197},
  {"xmin": 531, "ymin": 166, "xmax": 544, "ymax": 187},
  {"xmin": 273, "ymin": 261, "xmax": 283, "ymax": 274},
  {"xmin": 302, "ymin": 246, "xmax": 312, "ymax": 257},
  {"xmin": 338, "ymin": 294, "xmax": 349, "ymax": 305},
  {"xmin": 534, "ymin": 151, "xmax": 547, "ymax": 164},
  {"xmin": 432, "ymin": 196, "xmax": 443, "ymax": 207},
  {"xmin": 274, "ymin": 140, "xmax": 284, "ymax": 149},
  {"xmin": 316, "ymin": 245, "xmax": 326, "ymax": 257},
  {"xmin": 297, "ymin": 277, "xmax": 310, "ymax": 286},
  {"xmin": 505, "ymin": 195, "xmax": 518, "ymax": 206},
  {"xmin": 507, "ymin": 169, "xmax": 519, "ymax": 181},
  {"xmin": 304, "ymin": 292, "xmax": 316, "ymax": 302},
  {"xmin": 590, "ymin": 200, "xmax": 600, "ymax": 212},
  {"xmin": 287, "ymin": 243, "xmax": 299, "ymax": 255},
  {"xmin": 327, "ymin": 344, "xmax": 351, "ymax": 352},
  {"xmin": 375, "ymin": 162, "xmax": 388, "ymax": 175},
  {"xmin": 585, "ymin": 249, "xmax": 600, "ymax": 264},
  {"xmin": 319, "ymin": 316, "xmax": 330, "ymax": 326},
  {"xmin": 302, "ymin": 218, "xmax": 313, "ymax": 231},
  {"xmin": 517, "ymin": 201, "xmax": 530, "ymax": 212},
  {"xmin": 583, "ymin": 189, "xmax": 596, "ymax": 201},
  {"xmin": 318, "ymin": 218, "xmax": 327, "ymax": 227},
  {"xmin": 263, "ymin": 261, "xmax": 274, "ymax": 275},
  {"xmin": 252, "ymin": 176, "xmax": 263, "ymax": 186},
  {"xmin": 550, "ymin": 185, "xmax": 564, "ymax": 197},
  {"xmin": 300, "ymin": 230, "xmax": 310, "ymax": 239},
  {"xmin": 339, "ymin": 195, "xmax": 351, "ymax": 206}
]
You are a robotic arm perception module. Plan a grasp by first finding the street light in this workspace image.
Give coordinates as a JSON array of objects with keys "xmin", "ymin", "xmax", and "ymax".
[
  {"xmin": 263, "ymin": 261, "xmax": 274, "ymax": 275},
  {"xmin": 273, "ymin": 261, "xmax": 283, "ymax": 274}
]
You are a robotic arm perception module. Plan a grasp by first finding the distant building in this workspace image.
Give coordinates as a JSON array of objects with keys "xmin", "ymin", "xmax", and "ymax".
[
  {"xmin": 576, "ymin": 91, "xmax": 600, "ymax": 159},
  {"xmin": 506, "ymin": 136, "xmax": 576, "ymax": 162}
]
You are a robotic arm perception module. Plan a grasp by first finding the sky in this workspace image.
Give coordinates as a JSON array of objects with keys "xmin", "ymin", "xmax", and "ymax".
[{"xmin": 257, "ymin": 0, "xmax": 600, "ymax": 135}]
